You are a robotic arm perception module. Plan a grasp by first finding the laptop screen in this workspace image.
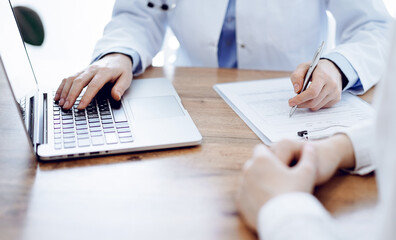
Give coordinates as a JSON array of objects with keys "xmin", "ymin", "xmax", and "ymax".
[{"xmin": 0, "ymin": 0, "xmax": 38, "ymax": 101}]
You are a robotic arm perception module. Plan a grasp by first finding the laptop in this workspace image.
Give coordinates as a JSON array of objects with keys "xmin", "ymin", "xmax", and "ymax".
[{"xmin": 0, "ymin": 0, "xmax": 202, "ymax": 161}]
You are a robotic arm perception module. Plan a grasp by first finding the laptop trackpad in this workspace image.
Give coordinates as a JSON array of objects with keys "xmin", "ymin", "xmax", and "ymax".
[{"xmin": 127, "ymin": 96, "xmax": 185, "ymax": 120}]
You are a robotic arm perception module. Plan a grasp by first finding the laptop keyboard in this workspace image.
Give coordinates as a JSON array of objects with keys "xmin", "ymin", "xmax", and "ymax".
[{"xmin": 52, "ymin": 94, "xmax": 134, "ymax": 150}]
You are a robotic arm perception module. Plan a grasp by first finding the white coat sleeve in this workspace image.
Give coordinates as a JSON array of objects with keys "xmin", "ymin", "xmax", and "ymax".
[
  {"xmin": 326, "ymin": 0, "xmax": 392, "ymax": 94},
  {"xmin": 92, "ymin": 0, "xmax": 167, "ymax": 75},
  {"xmin": 258, "ymin": 192, "xmax": 343, "ymax": 240},
  {"xmin": 341, "ymin": 120, "xmax": 376, "ymax": 175}
]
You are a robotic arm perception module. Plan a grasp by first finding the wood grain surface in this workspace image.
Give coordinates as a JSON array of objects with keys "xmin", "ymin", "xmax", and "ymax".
[{"xmin": 0, "ymin": 67, "xmax": 377, "ymax": 240}]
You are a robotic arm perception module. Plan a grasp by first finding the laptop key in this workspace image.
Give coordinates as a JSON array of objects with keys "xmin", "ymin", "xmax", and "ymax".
[
  {"xmin": 63, "ymin": 133, "xmax": 76, "ymax": 138},
  {"xmin": 64, "ymin": 142, "xmax": 77, "ymax": 149},
  {"xmin": 90, "ymin": 126, "xmax": 102, "ymax": 132},
  {"xmin": 62, "ymin": 119, "xmax": 73, "ymax": 124},
  {"xmin": 103, "ymin": 128, "xmax": 116, "ymax": 133},
  {"xmin": 62, "ymin": 123, "xmax": 75, "ymax": 129},
  {"xmin": 88, "ymin": 114, "xmax": 99, "ymax": 119},
  {"xmin": 101, "ymin": 119, "xmax": 113, "ymax": 124},
  {"xmin": 111, "ymin": 104, "xmax": 127, "ymax": 122},
  {"xmin": 100, "ymin": 110, "xmax": 111, "ymax": 115},
  {"xmin": 119, "ymin": 137, "xmax": 134, "ymax": 143},
  {"xmin": 115, "ymin": 122, "xmax": 129, "ymax": 129},
  {"xmin": 63, "ymin": 128, "xmax": 75, "ymax": 134},
  {"xmin": 62, "ymin": 115, "xmax": 73, "ymax": 120},
  {"xmin": 77, "ymin": 134, "xmax": 90, "ymax": 139},
  {"xmin": 91, "ymin": 136, "xmax": 104, "ymax": 146},
  {"xmin": 101, "ymin": 115, "xmax": 112, "ymax": 120},
  {"xmin": 75, "ymin": 116, "xmax": 87, "ymax": 121},
  {"xmin": 75, "ymin": 120, "xmax": 87, "ymax": 125},
  {"xmin": 118, "ymin": 132, "xmax": 132, "ymax": 138},
  {"xmin": 76, "ymin": 125, "xmax": 88, "ymax": 130},
  {"xmin": 90, "ymin": 131, "xmax": 103, "ymax": 137},
  {"xmin": 104, "ymin": 133, "xmax": 118, "ymax": 144},
  {"xmin": 54, "ymin": 143, "xmax": 62, "ymax": 150},
  {"xmin": 63, "ymin": 138, "xmax": 76, "ymax": 143},
  {"xmin": 89, "ymin": 122, "xmax": 101, "ymax": 128},
  {"xmin": 102, "ymin": 123, "xmax": 114, "ymax": 129},
  {"xmin": 117, "ymin": 128, "xmax": 131, "ymax": 133},
  {"xmin": 77, "ymin": 129, "xmax": 89, "ymax": 135},
  {"xmin": 78, "ymin": 138, "xmax": 91, "ymax": 147},
  {"xmin": 88, "ymin": 118, "xmax": 100, "ymax": 123}
]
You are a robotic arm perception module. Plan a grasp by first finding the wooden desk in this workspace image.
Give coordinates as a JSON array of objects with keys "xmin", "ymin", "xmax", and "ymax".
[{"xmin": 0, "ymin": 67, "xmax": 377, "ymax": 240}]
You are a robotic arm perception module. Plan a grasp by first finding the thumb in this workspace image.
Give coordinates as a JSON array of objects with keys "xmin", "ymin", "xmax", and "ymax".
[
  {"xmin": 290, "ymin": 62, "xmax": 310, "ymax": 93},
  {"xmin": 111, "ymin": 72, "xmax": 133, "ymax": 101},
  {"xmin": 294, "ymin": 143, "xmax": 317, "ymax": 192}
]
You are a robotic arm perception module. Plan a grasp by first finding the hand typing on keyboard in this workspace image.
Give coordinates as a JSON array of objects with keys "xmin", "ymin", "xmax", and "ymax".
[
  {"xmin": 52, "ymin": 93, "xmax": 134, "ymax": 150},
  {"xmin": 54, "ymin": 53, "xmax": 133, "ymax": 110}
]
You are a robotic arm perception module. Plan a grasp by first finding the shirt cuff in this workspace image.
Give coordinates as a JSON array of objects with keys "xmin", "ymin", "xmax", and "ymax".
[
  {"xmin": 340, "ymin": 120, "xmax": 375, "ymax": 175},
  {"xmin": 92, "ymin": 47, "xmax": 143, "ymax": 76},
  {"xmin": 258, "ymin": 192, "xmax": 339, "ymax": 240},
  {"xmin": 323, "ymin": 52, "xmax": 363, "ymax": 93}
]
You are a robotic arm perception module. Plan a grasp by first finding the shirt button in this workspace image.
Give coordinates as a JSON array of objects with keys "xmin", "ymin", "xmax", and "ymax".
[{"xmin": 240, "ymin": 44, "xmax": 246, "ymax": 48}]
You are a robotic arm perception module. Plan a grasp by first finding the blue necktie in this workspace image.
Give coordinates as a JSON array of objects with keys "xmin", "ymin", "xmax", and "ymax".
[{"xmin": 218, "ymin": 0, "xmax": 237, "ymax": 68}]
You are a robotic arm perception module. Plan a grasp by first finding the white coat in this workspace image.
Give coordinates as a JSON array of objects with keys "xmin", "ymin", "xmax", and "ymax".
[{"xmin": 93, "ymin": 0, "xmax": 390, "ymax": 93}]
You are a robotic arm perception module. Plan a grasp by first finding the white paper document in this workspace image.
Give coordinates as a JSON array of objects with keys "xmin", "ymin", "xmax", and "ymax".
[{"xmin": 214, "ymin": 78, "xmax": 375, "ymax": 144}]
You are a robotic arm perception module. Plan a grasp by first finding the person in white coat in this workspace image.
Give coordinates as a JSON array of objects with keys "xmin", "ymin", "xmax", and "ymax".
[
  {"xmin": 237, "ymin": 20, "xmax": 396, "ymax": 240},
  {"xmin": 54, "ymin": 0, "xmax": 390, "ymax": 112}
]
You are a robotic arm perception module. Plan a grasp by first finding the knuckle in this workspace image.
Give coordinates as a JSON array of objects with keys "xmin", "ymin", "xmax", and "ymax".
[
  {"xmin": 73, "ymin": 77, "xmax": 85, "ymax": 86},
  {"xmin": 307, "ymin": 88, "xmax": 320, "ymax": 98},
  {"xmin": 88, "ymin": 79, "xmax": 101, "ymax": 89},
  {"xmin": 87, "ymin": 65, "xmax": 98, "ymax": 72},
  {"xmin": 65, "ymin": 77, "xmax": 75, "ymax": 84},
  {"xmin": 98, "ymin": 66, "xmax": 113, "ymax": 75}
]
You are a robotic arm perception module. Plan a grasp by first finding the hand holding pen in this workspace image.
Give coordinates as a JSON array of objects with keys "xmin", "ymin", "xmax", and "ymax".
[{"xmin": 289, "ymin": 41, "xmax": 344, "ymax": 117}]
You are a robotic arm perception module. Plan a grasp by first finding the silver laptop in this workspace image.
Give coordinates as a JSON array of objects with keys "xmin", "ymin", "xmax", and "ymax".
[{"xmin": 0, "ymin": 0, "xmax": 202, "ymax": 161}]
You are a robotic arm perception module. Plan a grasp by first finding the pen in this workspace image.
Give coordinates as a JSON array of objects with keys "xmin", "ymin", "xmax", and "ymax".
[{"xmin": 289, "ymin": 41, "xmax": 325, "ymax": 118}]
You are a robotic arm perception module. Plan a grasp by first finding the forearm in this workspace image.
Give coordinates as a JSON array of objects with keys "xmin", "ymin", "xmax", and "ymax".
[
  {"xmin": 328, "ymin": 134, "xmax": 355, "ymax": 170},
  {"xmin": 313, "ymin": 120, "xmax": 375, "ymax": 183},
  {"xmin": 310, "ymin": 134, "xmax": 356, "ymax": 185}
]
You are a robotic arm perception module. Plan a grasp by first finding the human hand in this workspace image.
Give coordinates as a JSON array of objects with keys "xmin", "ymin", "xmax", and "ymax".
[
  {"xmin": 289, "ymin": 59, "xmax": 343, "ymax": 111},
  {"xmin": 237, "ymin": 144, "xmax": 317, "ymax": 231},
  {"xmin": 270, "ymin": 134, "xmax": 355, "ymax": 185},
  {"xmin": 54, "ymin": 53, "xmax": 133, "ymax": 110}
]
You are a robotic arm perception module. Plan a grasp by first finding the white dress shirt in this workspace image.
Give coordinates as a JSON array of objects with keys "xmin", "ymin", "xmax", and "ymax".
[{"xmin": 258, "ymin": 20, "xmax": 396, "ymax": 240}]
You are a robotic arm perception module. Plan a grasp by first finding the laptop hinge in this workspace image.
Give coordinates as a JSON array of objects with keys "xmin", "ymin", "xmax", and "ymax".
[
  {"xmin": 31, "ymin": 91, "xmax": 47, "ymax": 151},
  {"xmin": 37, "ymin": 92, "xmax": 47, "ymax": 145}
]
